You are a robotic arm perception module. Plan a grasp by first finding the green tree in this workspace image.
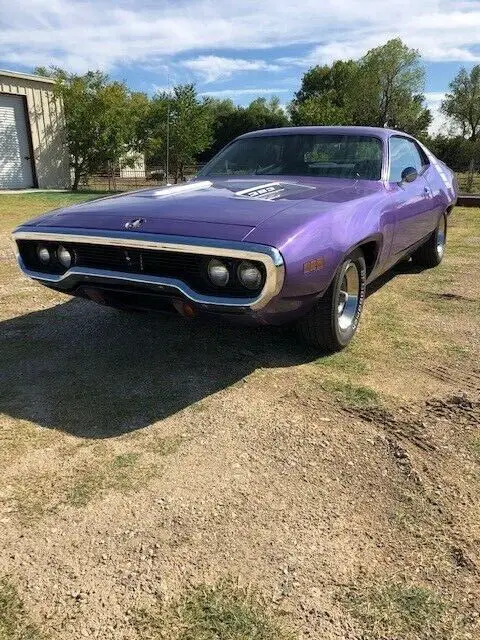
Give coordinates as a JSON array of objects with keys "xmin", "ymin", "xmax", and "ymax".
[
  {"xmin": 290, "ymin": 95, "xmax": 349, "ymax": 126},
  {"xmin": 290, "ymin": 60, "xmax": 357, "ymax": 125},
  {"xmin": 245, "ymin": 96, "xmax": 289, "ymax": 128},
  {"xmin": 201, "ymin": 96, "xmax": 289, "ymax": 160},
  {"xmin": 430, "ymin": 135, "xmax": 479, "ymax": 171},
  {"xmin": 289, "ymin": 39, "xmax": 431, "ymax": 137},
  {"xmin": 356, "ymin": 39, "xmax": 431, "ymax": 135},
  {"xmin": 148, "ymin": 84, "xmax": 213, "ymax": 183},
  {"xmin": 441, "ymin": 66, "xmax": 480, "ymax": 141},
  {"xmin": 35, "ymin": 67, "xmax": 149, "ymax": 190},
  {"xmin": 200, "ymin": 97, "xmax": 240, "ymax": 159}
]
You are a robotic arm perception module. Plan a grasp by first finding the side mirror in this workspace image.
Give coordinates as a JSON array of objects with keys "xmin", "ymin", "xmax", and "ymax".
[{"xmin": 400, "ymin": 166, "xmax": 418, "ymax": 183}]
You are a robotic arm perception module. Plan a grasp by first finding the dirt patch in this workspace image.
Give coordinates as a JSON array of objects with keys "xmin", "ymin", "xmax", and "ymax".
[
  {"xmin": 423, "ymin": 363, "xmax": 480, "ymax": 397},
  {"xmin": 344, "ymin": 392, "xmax": 480, "ymax": 488},
  {"xmin": 1, "ymin": 202, "xmax": 480, "ymax": 639},
  {"xmin": 421, "ymin": 290, "xmax": 477, "ymax": 302},
  {"xmin": 345, "ymin": 404, "xmax": 436, "ymax": 453},
  {"xmin": 425, "ymin": 394, "xmax": 480, "ymax": 425},
  {"xmin": 348, "ymin": 392, "xmax": 479, "ymax": 447},
  {"xmin": 451, "ymin": 546, "xmax": 477, "ymax": 573},
  {"xmin": 2, "ymin": 437, "xmax": 182, "ymax": 524}
]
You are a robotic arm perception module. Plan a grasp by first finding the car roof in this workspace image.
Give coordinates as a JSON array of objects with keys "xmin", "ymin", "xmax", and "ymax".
[{"xmin": 237, "ymin": 125, "xmax": 410, "ymax": 141}]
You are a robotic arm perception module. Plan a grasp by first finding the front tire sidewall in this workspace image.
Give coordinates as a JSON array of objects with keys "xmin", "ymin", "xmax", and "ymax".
[{"xmin": 332, "ymin": 251, "xmax": 366, "ymax": 347}]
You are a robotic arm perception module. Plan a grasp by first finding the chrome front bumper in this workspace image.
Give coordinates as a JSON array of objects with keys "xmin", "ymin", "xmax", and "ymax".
[{"xmin": 13, "ymin": 227, "xmax": 285, "ymax": 311}]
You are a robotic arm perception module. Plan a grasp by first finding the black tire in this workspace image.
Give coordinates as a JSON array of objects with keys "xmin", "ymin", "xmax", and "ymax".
[
  {"xmin": 411, "ymin": 213, "xmax": 447, "ymax": 268},
  {"xmin": 296, "ymin": 249, "xmax": 367, "ymax": 352}
]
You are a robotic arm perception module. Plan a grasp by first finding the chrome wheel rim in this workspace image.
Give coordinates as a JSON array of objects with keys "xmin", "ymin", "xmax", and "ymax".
[
  {"xmin": 337, "ymin": 261, "xmax": 360, "ymax": 331},
  {"xmin": 436, "ymin": 217, "xmax": 446, "ymax": 258}
]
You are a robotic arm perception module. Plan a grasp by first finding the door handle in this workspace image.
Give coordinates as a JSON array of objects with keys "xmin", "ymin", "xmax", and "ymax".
[
  {"xmin": 24, "ymin": 156, "xmax": 31, "ymax": 160},
  {"xmin": 424, "ymin": 186, "xmax": 431, "ymax": 195}
]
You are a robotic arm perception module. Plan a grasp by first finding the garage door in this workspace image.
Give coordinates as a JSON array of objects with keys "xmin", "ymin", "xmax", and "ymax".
[{"xmin": 0, "ymin": 94, "xmax": 34, "ymax": 189}]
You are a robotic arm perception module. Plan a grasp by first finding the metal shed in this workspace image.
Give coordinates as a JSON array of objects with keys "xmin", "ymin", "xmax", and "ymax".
[{"xmin": 0, "ymin": 69, "xmax": 70, "ymax": 190}]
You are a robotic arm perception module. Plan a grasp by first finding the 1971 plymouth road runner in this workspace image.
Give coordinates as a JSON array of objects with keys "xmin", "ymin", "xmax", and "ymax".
[{"xmin": 13, "ymin": 126, "xmax": 457, "ymax": 352}]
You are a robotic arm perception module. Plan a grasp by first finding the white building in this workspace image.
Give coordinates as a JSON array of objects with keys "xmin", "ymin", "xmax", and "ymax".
[{"xmin": 0, "ymin": 69, "xmax": 70, "ymax": 189}]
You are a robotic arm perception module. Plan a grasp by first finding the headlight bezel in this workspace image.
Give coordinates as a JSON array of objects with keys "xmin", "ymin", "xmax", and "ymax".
[
  {"xmin": 204, "ymin": 256, "xmax": 265, "ymax": 293},
  {"xmin": 31, "ymin": 242, "xmax": 75, "ymax": 273}
]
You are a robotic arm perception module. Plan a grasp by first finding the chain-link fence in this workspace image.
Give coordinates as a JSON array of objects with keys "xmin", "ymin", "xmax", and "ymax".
[
  {"xmin": 456, "ymin": 171, "xmax": 480, "ymax": 194},
  {"xmin": 77, "ymin": 167, "xmax": 479, "ymax": 194},
  {"xmin": 77, "ymin": 166, "xmax": 202, "ymax": 192}
]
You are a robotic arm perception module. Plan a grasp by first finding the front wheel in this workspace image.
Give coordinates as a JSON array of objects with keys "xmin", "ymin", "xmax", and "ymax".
[
  {"xmin": 296, "ymin": 249, "xmax": 367, "ymax": 352},
  {"xmin": 411, "ymin": 213, "xmax": 447, "ymax": 268}
]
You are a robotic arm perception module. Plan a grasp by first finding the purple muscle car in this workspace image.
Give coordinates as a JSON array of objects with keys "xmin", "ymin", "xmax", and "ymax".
[{"xmin": 13, "ymin": 126, "xmax": 457, "ymax": 352}]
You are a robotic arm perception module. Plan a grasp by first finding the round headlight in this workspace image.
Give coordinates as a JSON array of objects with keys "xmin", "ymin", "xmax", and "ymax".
[
  {"xmin": 207, "ymin": 258, "xmax": 229, "ymax": 287},
  {"xmin": 237, "ymin": 261, "xmax": 262, "ymax": 290},
  {"xmin": 37, "ymin": 245, "xmax": 50, "ymax": 264},
  {"xmin": 57, "ymin": 245, "xmax": 72, "ymax": 269}
]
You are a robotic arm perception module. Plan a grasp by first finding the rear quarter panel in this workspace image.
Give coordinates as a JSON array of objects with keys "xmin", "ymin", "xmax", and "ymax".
[{"xmin": 419, "ymin": 144, "xmax": 458, "ymax": 213}]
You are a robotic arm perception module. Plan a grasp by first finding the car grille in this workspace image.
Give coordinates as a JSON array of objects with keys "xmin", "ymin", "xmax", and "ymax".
[
  {"xmin": 75, "ymin": 244, "xmax": 200, "ymax": 281},
  {"xmin": 17, "ymin": 239, "xmax": 265, "ymax": 298}
]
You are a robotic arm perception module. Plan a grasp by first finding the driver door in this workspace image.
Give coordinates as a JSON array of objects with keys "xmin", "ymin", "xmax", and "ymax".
[{"xmin": 388, "ymin": 136, "xmax": 433, "ymax": 256}]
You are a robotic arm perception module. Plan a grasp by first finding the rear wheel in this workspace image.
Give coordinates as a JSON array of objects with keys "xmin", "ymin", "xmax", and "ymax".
[
  {"xmin": 296, "ymin": 249, "xmax": 366, "ymax": 352},
  {"xmin": 411, "ymin": 213, "xmax": 447, "ymax": 268}
]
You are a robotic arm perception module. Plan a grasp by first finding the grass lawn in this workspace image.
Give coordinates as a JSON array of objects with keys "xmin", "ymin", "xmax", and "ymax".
[
  {"xmin": 456, "ymin": 171, "xmax": 480, "ymax": 194},
  {"xmin": 0, "ymin": 194, "xmax": 479, "ymax": 640},
  {"xmin": 0, "ymin": 192, "xmax": 105, "ymax": 233}
]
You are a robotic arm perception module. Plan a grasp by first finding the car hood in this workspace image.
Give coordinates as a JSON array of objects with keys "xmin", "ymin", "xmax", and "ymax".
[{"xmin": 29, "ymin": 177, "xmax": 382, "ymax": 242}]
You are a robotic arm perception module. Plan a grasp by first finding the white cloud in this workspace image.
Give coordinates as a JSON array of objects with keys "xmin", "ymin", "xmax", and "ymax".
[
  {"xmin": 278, "ymin": 24, "xmax": 480, "ymax": 69},
  {"xmin": 424, "ymin": 91, "xmax": 463, "ymax": 136},
  {"xmin": 182, "ymin": 56, "xmax": 281, "ymax": 82},
  {"xmin": 0, "ymin": 0, "xmax": 479, "ymax": 75},
  {"xmin": 151, "ymin": 84, "xmax": 174, "ymax": 95},
  {"xmin": 200, "ymin": 88, "xmax": 289, "ymax": 97},
  {"xmin": 425, "ymin": 91, "xmax": 446, "ymax": 105},
  {"xmin": 425, "ymin": 91, "xmax": 450, "ymax": 135}
]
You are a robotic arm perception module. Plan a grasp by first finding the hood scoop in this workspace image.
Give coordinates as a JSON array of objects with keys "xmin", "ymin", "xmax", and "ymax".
[
  {"xmin": 136, "ymin": 181, "xmax": 213, "ymax": 198},
  {"xmin": 233, "ymin": 181, "xmax": 315, "ymax": 201}
]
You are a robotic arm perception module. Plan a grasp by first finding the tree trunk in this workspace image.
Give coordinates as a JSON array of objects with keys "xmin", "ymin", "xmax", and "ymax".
[{"xmin": 72, "ymin": 167, "xmax": 81, "ymax": 191}]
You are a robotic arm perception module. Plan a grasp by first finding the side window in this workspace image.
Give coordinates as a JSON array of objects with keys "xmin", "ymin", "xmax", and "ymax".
[
  {"xmin": 415, "ymin": 143, "xmax": 430, "ymax": 170},
  {"xmin": 389, "ymin": 137, "xmax": 423, "ymax": 182}
]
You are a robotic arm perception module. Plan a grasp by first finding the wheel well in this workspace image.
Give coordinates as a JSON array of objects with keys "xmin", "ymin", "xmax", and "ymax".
[{"xmin": 358, "ymin": 240, "xmax": 379, "ymax": 277}]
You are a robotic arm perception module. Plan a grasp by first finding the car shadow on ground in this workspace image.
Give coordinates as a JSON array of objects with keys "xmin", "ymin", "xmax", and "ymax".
[
  {"xmin": 0, "ymin": 298, "xmax": 318, "ymax": 438},
  {"xmin": 0, "ymin": 259, "xmax": 426, "ymax": 439},
  {"xmin": 366, "ymin": 257, "xmax": 425, "ymax": 297}
]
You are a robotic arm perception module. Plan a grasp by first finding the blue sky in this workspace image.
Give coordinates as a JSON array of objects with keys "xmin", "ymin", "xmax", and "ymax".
[{"xmin": 1, "ymin": 0, "xmax": 479, "ymax": 131}]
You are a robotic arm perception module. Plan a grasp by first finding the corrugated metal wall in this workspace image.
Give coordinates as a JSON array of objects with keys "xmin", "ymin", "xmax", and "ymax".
[{"xmin": 0, "ymin": 73, "xmax": 71, "ymax": 189}]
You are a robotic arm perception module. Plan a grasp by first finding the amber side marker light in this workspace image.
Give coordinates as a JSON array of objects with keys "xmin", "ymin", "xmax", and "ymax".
[
  {"xmin": 173, "ymin": 299, "xmax": 197, "ymax": 318},
  {"xmin": 183, "ymin": 303, "xmax": 196, "ymax": 319},
  {"xmin": 304, "ymin": 257, "xmax": 325, "ymax": 274}
]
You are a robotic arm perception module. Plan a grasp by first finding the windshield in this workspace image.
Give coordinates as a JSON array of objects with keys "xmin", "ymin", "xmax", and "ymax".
[{"xmin": 199, "ymin": 134, "xmax": 383, "ymax": 181}]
